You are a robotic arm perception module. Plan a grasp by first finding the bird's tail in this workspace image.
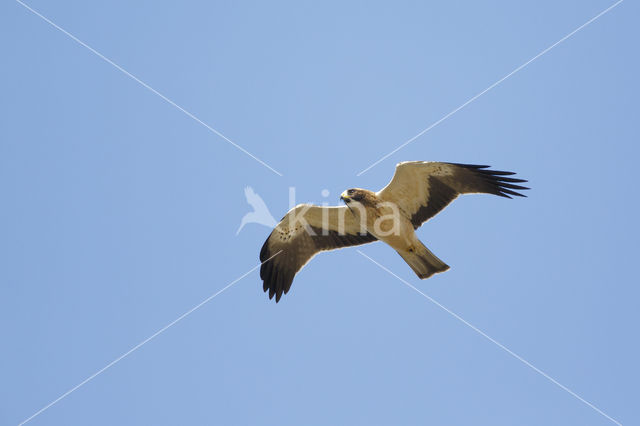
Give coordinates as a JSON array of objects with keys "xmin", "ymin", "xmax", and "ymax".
[{"xmin": 397, "ymin": 240, "xmax": 449, "ymax": 279}]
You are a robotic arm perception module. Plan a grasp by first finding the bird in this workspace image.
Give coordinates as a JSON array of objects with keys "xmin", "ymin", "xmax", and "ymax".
[
  {"xmin": 236, "ymin": 186, "xmax": 277, "ymax": 235},
  {"xmin": 259, "ymin": 162, "xmax": 529, "ymax": 302}
]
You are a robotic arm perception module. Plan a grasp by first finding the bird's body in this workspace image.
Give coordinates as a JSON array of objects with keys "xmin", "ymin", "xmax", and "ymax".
[
  {"xmin": 345, "ymin": 189, "xmax": 415, "ymax": 250},
  {"xmin": 341, "ymin": 188, "xmax": 450, "ymax": 280},
  {"xmin": 260, "ymin": 161, "xmax": 528, "ymax": 302}
]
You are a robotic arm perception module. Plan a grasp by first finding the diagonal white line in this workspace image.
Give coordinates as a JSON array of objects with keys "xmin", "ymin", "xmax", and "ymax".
[
  {"xmin": 356, "ymin": 0, "xmax": 624, "ymax": 176},
  {"xmin": 15, "ymin": 0, "xmax": 283, "ymax": 177},
  {"xmin": 18, "ymin": 251, "xmax": 281, "ymax": 426},
  {"xmin": 357, "ymin": 250, "xmax": 622, "ymax": 426}
]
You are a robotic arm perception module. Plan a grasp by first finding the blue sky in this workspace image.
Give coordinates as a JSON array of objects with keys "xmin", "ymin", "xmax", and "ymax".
[{"xmin": 1, "ymin": 1, "xmax": 638, "ymax": 425}]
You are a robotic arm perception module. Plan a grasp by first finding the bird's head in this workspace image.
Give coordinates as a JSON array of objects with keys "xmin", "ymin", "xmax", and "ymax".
[{"xmin": 340, "ymin": 188, "xmax": 371, "ymax": 205}]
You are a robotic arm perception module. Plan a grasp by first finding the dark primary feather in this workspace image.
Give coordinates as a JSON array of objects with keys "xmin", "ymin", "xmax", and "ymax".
[
  {"xmin": 449, "ymin": 163, "xmax": 529, "ymax": 198},
  {"xmin": 410, "ymin": 163, "xmax": 529, "ymax": 229},
  {"xmin": 260, "ymin": 226, "xmax": 376, "ymax": 303}
]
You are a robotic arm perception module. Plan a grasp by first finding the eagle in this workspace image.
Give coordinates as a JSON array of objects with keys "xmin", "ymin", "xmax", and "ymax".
[{"xmin": 260, "ymin": 162, "xmax": 528, "ymax": 302}]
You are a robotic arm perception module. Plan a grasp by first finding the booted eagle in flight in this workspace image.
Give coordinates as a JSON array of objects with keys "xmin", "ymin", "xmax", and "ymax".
[{"xmin": 260, "ymin": 162, "xmax": 528, "ymax": 302}]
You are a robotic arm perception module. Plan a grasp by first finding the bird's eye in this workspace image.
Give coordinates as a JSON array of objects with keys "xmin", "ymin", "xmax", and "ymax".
[{"xmin": 347, "ymin": 189, "xmax": 354, "ymax": 195}]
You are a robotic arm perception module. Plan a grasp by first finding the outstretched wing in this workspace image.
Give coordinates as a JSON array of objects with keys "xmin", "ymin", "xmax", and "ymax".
[
  {"xmin": 377, "ymin": 162, "xmax": 529, "ymax": 229},
  {"xmin": 260, "ymin": 205, "xmax": 376, "ymax": 302}
]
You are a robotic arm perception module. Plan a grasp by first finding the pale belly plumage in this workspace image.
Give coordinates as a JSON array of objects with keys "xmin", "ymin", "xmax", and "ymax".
[{"xmin": 358, "ymin": 202, "xmax": 418, "ymax": 252}]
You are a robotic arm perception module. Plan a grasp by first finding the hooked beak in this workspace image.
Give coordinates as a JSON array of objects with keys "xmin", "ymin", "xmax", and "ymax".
[
  {"xmin": 340, "ymin": 191, "xmax": 356, "ymax": 216},
  {"xmin": 340, "ymin": 191, "xmax": 355, "ymax": 216}
]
